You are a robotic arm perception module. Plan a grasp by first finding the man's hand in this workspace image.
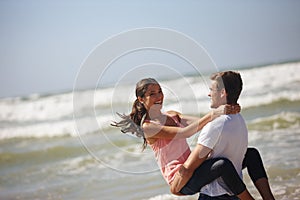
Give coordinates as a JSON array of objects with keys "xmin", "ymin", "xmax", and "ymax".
[
  {"xmin": 170, "ymin": 144, "xmax": 211, "ymax": 195},
  {"xmin": 170, "ymin": 165, "xmax": 193, "ymax": 195}
]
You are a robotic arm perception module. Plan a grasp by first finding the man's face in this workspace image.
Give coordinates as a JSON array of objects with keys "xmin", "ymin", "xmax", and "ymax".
[{"xmin": 208, "ymin": 80, "xmax": 226, "ymax": 108}]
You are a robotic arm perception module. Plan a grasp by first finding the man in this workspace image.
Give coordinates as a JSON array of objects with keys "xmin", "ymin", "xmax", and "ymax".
[{"xmin": 171, "ymin": 71, "xmax": 253, "ymax": 199}]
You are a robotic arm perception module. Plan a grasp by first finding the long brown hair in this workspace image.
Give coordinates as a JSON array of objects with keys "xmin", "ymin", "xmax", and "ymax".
[{"xmin": 111, "ymin": 78, "xmax": 159, "ymax": 150}]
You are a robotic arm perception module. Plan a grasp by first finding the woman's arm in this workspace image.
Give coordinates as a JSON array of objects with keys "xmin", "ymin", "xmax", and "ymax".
[
  {"xmin": 143, "ymin": 104, "xmax": 240, "ymax": 140},
  {"xmin": 143, "ymin": 112, "xmax": 210, "ymax": 140},
  {"xmin": 178, "ymin": 104, "xmax": 241, "ymax": 126},
  {"xmin": 164, "ymin": 110, "xmax": 200, "ymax": 127},
  {"xmin": 178, "ymin": 114, "xmax": 200, "ymax": 127},
  {"xmin": 143, "ymin": 106, "xmax": 225, "ymax": 140}
]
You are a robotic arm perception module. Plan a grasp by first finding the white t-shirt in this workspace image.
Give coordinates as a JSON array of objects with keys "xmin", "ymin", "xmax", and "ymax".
[{"xmin": 197, "ymin": 114, "xmax": 248, "ymax": 196}]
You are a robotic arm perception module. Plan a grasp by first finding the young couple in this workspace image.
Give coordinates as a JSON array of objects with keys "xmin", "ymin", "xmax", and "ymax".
[{"xmin": 112, "ymin": 71, "xmax": 275, "ymax": 200}]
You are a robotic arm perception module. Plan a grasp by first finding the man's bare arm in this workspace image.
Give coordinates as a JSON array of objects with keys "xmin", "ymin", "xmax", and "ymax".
[{"xmin": 170, "ymin": 144, "xmax": 212, "ymax": 195}]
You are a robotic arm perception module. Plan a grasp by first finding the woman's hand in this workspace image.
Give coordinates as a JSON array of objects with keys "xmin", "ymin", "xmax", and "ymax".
[
  {"xmin": 211, "ymin": 104, "xmax": 241, "ymax": 120},
  {"xmin": 225, "ymin": 104, "xmax": 241, "ymax": 114}
]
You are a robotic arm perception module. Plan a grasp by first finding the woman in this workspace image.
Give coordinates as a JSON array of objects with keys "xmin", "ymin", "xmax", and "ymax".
[{"xmin": 112, "ymin": 78, "xmax": 274, "ymax": 200}]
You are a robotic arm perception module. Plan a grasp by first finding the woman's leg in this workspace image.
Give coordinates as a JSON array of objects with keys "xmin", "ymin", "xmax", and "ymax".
[
  {"xmin": 180, "ymin": 157, "xmax": 253, "ymax": 200},
  {"xmin": 243, "ymin": 147, "xmax": 275, "ymax": 200}
]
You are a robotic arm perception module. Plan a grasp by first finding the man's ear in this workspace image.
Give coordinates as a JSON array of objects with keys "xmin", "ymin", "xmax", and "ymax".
[{"xmin": 220, "ymin": 88, "xmax": 227, "ymax": 98}]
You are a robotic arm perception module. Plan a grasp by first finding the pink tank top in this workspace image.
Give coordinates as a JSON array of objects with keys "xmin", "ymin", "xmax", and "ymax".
[{"xmin": 146, "ymin": 114, "xmax": 191, "ymax": 185}]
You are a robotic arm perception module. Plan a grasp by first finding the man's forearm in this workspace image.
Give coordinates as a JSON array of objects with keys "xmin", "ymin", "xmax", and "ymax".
[
  {"xmin": 170, "ymin": 144, "xmax": 211, "ymax": 195},
  {"xmin": 170, "ymin": 165, "xmax": 194, "ymax": 195}
]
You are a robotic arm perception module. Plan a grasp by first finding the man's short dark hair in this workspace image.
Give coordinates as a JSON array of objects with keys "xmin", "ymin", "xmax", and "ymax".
[{"xmin": 210, "ymin": 71, "xmax": 243, "ymax": 104}]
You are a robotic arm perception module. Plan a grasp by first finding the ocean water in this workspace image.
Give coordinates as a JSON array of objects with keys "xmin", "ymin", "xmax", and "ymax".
[{"xmin": 0, "ymin": 62, "xmax": 300, "ymax": 200}]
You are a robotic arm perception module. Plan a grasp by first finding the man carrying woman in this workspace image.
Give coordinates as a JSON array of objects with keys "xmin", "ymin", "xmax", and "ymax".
[{"xmin": 112, "ymin": 72, "xmax": 275, "ymax": 199}]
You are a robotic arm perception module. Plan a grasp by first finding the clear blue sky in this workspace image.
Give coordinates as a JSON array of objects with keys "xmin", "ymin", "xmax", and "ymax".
[{"xmin": 1, "ymin": 0, "xmax": 300, "ymax": 98}]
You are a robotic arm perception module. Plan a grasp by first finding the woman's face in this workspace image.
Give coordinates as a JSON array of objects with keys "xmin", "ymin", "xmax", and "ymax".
[{"xmin": 139, "ymin": 84, "xmax": 164, "ymax": 112}]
